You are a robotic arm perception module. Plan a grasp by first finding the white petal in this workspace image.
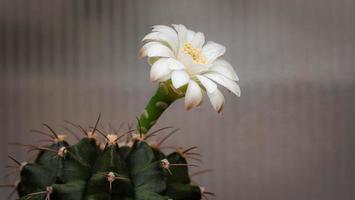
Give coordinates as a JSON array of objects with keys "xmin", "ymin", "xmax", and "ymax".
[
  {"xmin": 152, "ymin": 25, "xmax": 178, "ymax": 41},
  {"xmin": 202, "ymin": 41, "xmax": 226, "ymax": 63},
  {"xmin": 196, "ymin": 75, "xmax": 217, "ymax": 93},
  {"xmin": 142, "ymin": 32, "xmax": 159, "ymax": 41},
  {"xmin": 186, "ymin": 30, "xmax": 195, "ymax": 42},
  {"xmin": 207, "ymin": 88, "xmax": 225, "ymax": 113},
  {"xmin": 143, "ymin": 25, "xmax": 178, "ymax": 52},
  {"xmin": 188, "ymin": 63, "xmax": 209, "ymax": 75},
  {"xmin": 139, "ymin": 42, "xmax": 174, "ymax": 58},
  {"xmin": 191, "ymin": 32, "xmax": 205, "ymax": 48},
  {"xmin": 171, "ymin": 70, "xmax": 190, "ymax": 89},
  {"xmin": 156, "ymin": 73, "xmax": 171, "ymax": 82},
  {"xmin": 172, "ymin": 24, "xmax": 188, "ymax": 48},
  {"xmin": 210, "ymin": 59, "xmax": 239, "ymax": 81},
  {"xmin": 150, "ymin": 58, "xmax": 171, "ymax": 82},
  {"xmin": 204, "ymin": 73, "xmax": 241, "ymax": 96},
  {"xmin": 142, "ymin": 32, "xmax": 177, "ymax": 51},
  {"xmin": 178, "ymin": 52, "xmax": 209, "ymax": 74},
  {"xmin": 178, "ymin": 51, "xmax": 194, "ymax": 66},
  {"xmin": 185, "ymin": 80, "xmax": 203, "ymax": 110},
  {"xmin": 167, "ymin": 58, "xmax": 185, "ymax": 70}
]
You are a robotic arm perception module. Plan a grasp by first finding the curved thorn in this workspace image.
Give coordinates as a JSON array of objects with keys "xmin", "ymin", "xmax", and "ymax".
[
  {"xmin": 125, "ymin": 129, "xmax": 136, "ymax": 135},
  {"xmin": 23, "ymin": 190, "xmax": 47, "ymax": 200},
  {"xmin": 62, "ymin": 126, "xmax": 81, "ymax": 141},
  {"xmin": 185, "ymin": 155, "xmax": 203, "ymax": 163},
  {"xmin": 157, "ymin": 128, "xmax": 179, "ymax": 146},
  {"xmin": 171, "ymin": 163, "xmax": 199, "ymax": 167},
  {"xmin": 90, "ymin": 126, "xmax": 108, "ymax": 140},
  {"xmin": 42, "ymin": 123, "xmax": 59, "ymax": 139},
  {"xmin": 166, "ymin": 168, "xmax": 173, "ymax": 175},
  {"xmin": 185, "ymin": 152, "xmax": 202, "ymax": 157},
  {"xmin": 63, "ymin": 120, "xmax": 88, "ymax": 136},
  {"xmin": 92, "ymin": 113, "xmax": 101, "ymax": 135},
  {"xmin": 145, "ymin": 126, "xmax": 174, "ymax": 139},
  {"xmin": 8, "ymin": 155, "xmax": 21, "ymax": 166},
  {"xmin": 37, "ymin": 139, "xmax": 54, "ymax": 143},
  {"xmin": 204, "ymin": 191, "xmax": 216, "ymax": 197},
  {"xmin": 30, "ymin": 129, "xmax": 55, "ymax": 139},
  {"xmin": 77, "ymin": 125, "xmax": 89, "ymax": 136},
  {"xmin": 183, "ymin": 146, "xmax": 198, "ymax": 154},
  {"xmin": 190, "ymin": 169, "xmax": 213, "ymax": 177},
  {"xmin": 100, "ymin": 123, "xmax": 107, "ymax": 134},
  {"xmin": 116, "ymin": 131, "xmax": 130, "ymax": 141}
]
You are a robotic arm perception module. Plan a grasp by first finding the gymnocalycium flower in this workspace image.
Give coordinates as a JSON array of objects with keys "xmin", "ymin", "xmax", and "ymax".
[
  {"xmin": 137, "ymin": 24, "xmax": 240, "ymax": 134},
  {"xmin": 140, "ymin": 24, "xmax": 240, "ymax": 113}
]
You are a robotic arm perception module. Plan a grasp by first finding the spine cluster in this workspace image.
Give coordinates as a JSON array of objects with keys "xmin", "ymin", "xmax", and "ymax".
[{"xmin": 4, "ymin": 118, "xmax": 214, "ymax": 200}]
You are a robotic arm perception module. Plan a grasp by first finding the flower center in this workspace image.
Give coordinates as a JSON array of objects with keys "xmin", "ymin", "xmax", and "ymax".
[{"xmin": 183, "ymin": 43, "xmax": 207, "ymax": 64}]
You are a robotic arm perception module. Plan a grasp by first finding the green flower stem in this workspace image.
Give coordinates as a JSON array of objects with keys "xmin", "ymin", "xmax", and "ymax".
[{"xmin": 138, "ymin": 81, "xmax": 185, "ymax": 134}]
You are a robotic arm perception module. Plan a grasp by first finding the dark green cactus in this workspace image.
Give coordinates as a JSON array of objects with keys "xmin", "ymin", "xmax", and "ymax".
[{"xmin": 12, "ymin": 124, "xmax": 208, "ymax": 200}]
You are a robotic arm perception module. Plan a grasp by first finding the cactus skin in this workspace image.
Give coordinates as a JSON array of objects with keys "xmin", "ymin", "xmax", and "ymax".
[
  {"xmin": 16, "ymin": 135, "xmax": 202, "ymax": 200},
  {"xmin": 138, "ymin": 82, "xmax": 186, "ymax": 134}
]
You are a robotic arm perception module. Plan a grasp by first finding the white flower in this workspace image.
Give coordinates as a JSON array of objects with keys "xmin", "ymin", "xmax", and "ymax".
[{"xmin": 140, "ymin": 24, "xmax": 240, "ymax": 113}]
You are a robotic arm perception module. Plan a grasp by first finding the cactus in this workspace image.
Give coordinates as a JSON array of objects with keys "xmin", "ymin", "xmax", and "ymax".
[
  {"xmin": 2, "ymin": 24, "xmax": 241, "ymax": 200},
  {"xmin": 7, "ymin": 117, "xmax": 210, "ymax": 200}
]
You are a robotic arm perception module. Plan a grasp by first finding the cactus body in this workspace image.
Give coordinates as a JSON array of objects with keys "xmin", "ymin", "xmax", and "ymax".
[{"xmin": 16, "ymin": 135, "xmax": 202, "ymax": 200}]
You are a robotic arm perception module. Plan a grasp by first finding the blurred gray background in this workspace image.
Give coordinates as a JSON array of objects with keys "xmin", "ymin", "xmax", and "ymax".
[{"xmin": 1, "ymin": 0, "xmax": 355, "ymax": 199}]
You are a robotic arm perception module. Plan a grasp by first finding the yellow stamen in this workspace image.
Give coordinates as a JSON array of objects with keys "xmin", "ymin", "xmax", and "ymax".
[{"xmin": 183, "ymin": 43, "xmax": 207, "ymax": 64}]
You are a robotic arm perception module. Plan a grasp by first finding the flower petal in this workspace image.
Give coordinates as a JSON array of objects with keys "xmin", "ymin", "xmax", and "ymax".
[
  {"xmin": 191, "ymin": 32, "xmax": 205, "ymax": 48},
  {"xmin": 167, "ymin": 58, "xmax": 185, "ymax": 70},
  {"xmin": 143, "ymin": 25, "xmax": 178, "ymax": 51},
  {"xmin": 196, "ymin": 75, "xmax": 217, "ymax": 93},
  {"xmin": 207, "ymin": 88, "xmax": 225, "ymax": 113},
  {"xmin": 156, "ymin": 73, "xmax": 171, "ymax": 82},
  {"xmin": 202, "ymin": 41, "xmax": 226, "ymax": 63},
  {"xmin": 142, "ymin": 32, "xmax": 177, "ymax": 51},
  {"xmin": 150, "ymin": 58, "xmax": 171, "ymax": 82},
  {"xmin": 188, "ymin": 63, "xmax": 209, "ymax": 75},
  {"xmin": 210, "ymin": 59, "xmax": 239, "ymax": 81},
  {"xmin": 172, "ymin": 24, "xmax": 188, "ymax": 49},
  {"xmin": 204, "ymin": 73, "xmax": 241, "ymax": 96},
  {"xmin": 186, "ymin": 30, "xmax": 195, "ymax": 42},
  {"xmin": 185, "ymin": 80, "xmax": 203, "ymax": 110},
  {"xmin": 178, "ymin": 52, "xmax": 209, "ymax": 75},
  {"xmin": 139, "ymin": 41, "xmax": 174, "ymax": 58},
  {"xmin": 152, "ymin": 25, "xmax": 178, "ymax": 41},
  {"xmin": 171, "ymin": 70, "xmax": 190, "ymax": 89}
]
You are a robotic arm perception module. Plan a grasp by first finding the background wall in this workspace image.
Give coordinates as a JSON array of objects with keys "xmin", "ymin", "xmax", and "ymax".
[{"xmin": 1, "ymin": 0, "xmax": 355, "ymax": 199}]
